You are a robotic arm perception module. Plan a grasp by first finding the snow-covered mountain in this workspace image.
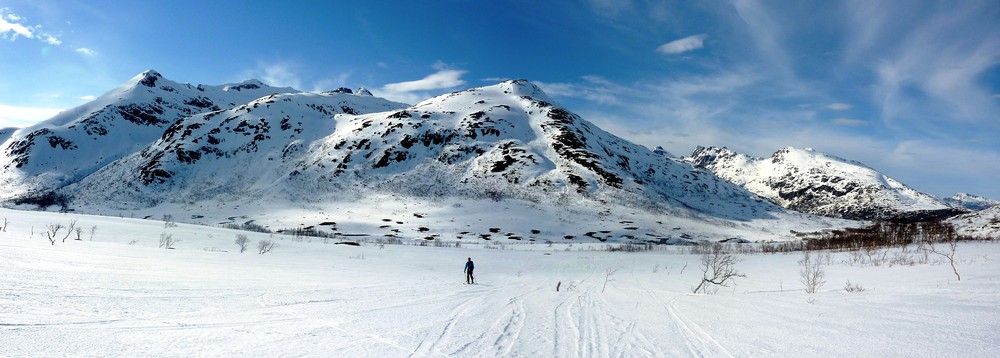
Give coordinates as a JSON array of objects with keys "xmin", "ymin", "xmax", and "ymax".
[
  {"xmin": 684, "ymin": 146, "xmax": 963, "ymax": 221},
  {"xmin": 0, "ymin": 70, "xmax": 299, "ymax": 200},
  {"xmin": 67, "ymin": 79, "xmax": 780, "ymax": 222},
  {"xmin": 9, "ymin": 70, "xmax": 989, "ymax": 240},
  {"xmin": 943, "ymin": 193, "xmax": 999, "ymax": 211},
  {"xmin": 949, "ymin": 205, "xmax": 1000, "ymax": 238}
]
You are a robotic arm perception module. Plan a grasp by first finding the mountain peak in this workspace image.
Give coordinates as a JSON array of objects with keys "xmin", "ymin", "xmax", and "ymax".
[
  {"xmin": 133, "ymin": 69, "xmax": 163, "ymax": 88},
  {"xmin": 223, "ymin": 79, "xmax": 266, "ymax": 92},
  {"xmin": 945, "ymin": 193, "xmax": 1000, "ymax": 210},
  {"xmin": 497, "ymin": 79, "xmax": 552, "ymax": 101}
]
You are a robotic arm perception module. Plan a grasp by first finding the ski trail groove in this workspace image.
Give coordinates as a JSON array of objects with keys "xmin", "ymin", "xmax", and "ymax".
[{"xmin": 664, "ymin": 293, "xmax": 734, "ymax": 358}]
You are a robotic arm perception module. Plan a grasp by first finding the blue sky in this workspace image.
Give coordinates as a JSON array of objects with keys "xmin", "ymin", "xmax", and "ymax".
[{"xmin": 1, "ymin": 0, "xmax": 999, "ymax": 199}]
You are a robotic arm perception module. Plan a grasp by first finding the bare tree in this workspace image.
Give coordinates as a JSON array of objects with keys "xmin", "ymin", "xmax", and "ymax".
[
  {"xmin": 74, "ymin": 226, "xmax": 84, "ymax": 241},
  {"xmin": 925, "ymin": 234, "xmax": 961, "ymax": 281},
  {"xmin": 159, "ymin": 233, "xmax": 177, "ymax": 249},
  {"xmin": 602, "ymin": 267, "xmax": 619, "ymax": 293},
  {"xmin": 89, "ymin": 226, "xmax": 97, "ymax": 241},
  {"xmin": 799, "ymin": 251, "xmax": 826, "ymax": 294},
  {"xmin": 257, "ymin": 239, "xmax": 276, "ymax": 254},
  {"xmin": 235, "ymin": 234, "xmax": 250, "ymax": 253},
  {"xmin": 692, "ymin": 243, "xmax": 745, "ymax": 294},
  {"xmin": 45, "ymin": 224, "xmax": 63, "ymax": 245},
  {"xmin": 2, "ymin": 217, "xmax": 8, "ymax": 232},
  {"xmin": 62, "ymin": 220, "xmax": 77, "ymax": 243}
]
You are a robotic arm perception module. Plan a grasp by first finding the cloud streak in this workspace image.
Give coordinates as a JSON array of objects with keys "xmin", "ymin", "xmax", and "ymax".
[
  {"xmin": 655, "ymin": 34, "xmax": 708, "ymax": 55},
  {"xmin": 377, "ymin": 63, "xmax": 467, "ymax": 104},
  {"xmin": 75, "ymin": 48, "xmax": 96, "ymax": 56}
]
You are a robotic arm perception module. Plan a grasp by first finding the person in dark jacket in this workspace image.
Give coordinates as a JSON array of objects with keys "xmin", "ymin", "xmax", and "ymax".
[{"xmin": 464, "ymin": 257, "xmax": 475, "ymax": 284}]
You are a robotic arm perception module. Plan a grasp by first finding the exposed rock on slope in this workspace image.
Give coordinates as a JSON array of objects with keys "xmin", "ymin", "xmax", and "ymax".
[
  {"xmin": 68, "ymin": 80, "xmax": 781, "ymax": 221},
  {"xmin": 685, "ymin": 146, "xmax": 963, "ymax": 221},
  {"xmin": 0, "ymin": 70, "xmax": 298, "ymax": 199}
]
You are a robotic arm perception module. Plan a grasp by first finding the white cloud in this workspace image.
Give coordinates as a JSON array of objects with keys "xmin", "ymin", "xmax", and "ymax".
[
  {"xmin": 656, "ymin": 34, "xmax": 708, "ymax": 55},
  {"xmin": 831, "ymin": 118, "xmax": 866, "ymax": 127},
  {"xmin": 80, "ymin": 95, "xmax": 96, "ymax": 101},
  {"xmin": 376, "ymin": 63, "xmax": 467, "ymax": 104},
  {"xmin": 0, "ymin": 18, "xmax": 32, "ymax": 38},
  {"xmin": 826, "ymin": 102, "xmax": 852, "ymax": 110},
  {"xmin": 0, "ymin": 103, "xmax": 62, "ymax": 128},
  {"xmin": 382, "ymin": 69, "xmax": 466, "ymax": 93},
  {"xmin": 75, "ymin": 47, "xmax": 96, "ymax": 56},
  {"xmin": 0, "ymin": 8, "xmax": 60, "ymax": 45}
]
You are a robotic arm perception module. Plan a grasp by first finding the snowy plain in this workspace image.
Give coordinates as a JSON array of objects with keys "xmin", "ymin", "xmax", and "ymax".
[{"xmin": 1, "ymin": 207, "xmax": 998, "ymax": 357}]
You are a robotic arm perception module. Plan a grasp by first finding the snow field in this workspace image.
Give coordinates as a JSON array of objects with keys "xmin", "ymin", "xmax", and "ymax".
[{"xmin": 1, "ymin": 208, "xmax": 998, "ymax": 357}]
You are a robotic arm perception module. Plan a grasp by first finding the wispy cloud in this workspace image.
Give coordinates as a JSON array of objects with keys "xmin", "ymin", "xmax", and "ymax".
[
  {"xmin": 850, "ymin": 0, "xmax": 1000, "ymax": 134},
  {"xmin": 245, "ymin": 61, "xmax": 303, "ymax": 90},
  {"xmin": 382, "ymin": 63, "xmax": 466, "ymax": 92},
  {"xmin": 241, "ymin": 61, "xmax": 359, "ymax": 94},
  {"xmin": 831, "ymin": 118, "xmax": 866, "ymax": 127},
  {"xmin": 826, "ymin": 102, "xmax": 852, "ymax": 111},
  {"xmin": 656, "ymin": 34, "xmax": 708, "ymax": 55},
  {"xmin": 535, "ymin": 75, "xmax": 624, "ymax": 105},
  {"xmin": 0, "ymin": 8, "xmax": 60, "ymax": 45},
  {"xmin": 75, "ymin": 47, "xmax": 96, "ymax": 56},
  {"xmin": 377, "ymin": 62, "xmax": 467, "ymax": 104}
]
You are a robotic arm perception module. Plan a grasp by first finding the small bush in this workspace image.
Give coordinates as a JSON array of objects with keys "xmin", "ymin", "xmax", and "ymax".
[
  {"xmin": 843, "ymin": 280, "xmax": 865, "ymax": 293},
  {"xmin": 159, "ymin": 233, "xmax": 177, "ymax": 249},
  {"xmin": 257, "ymin": 239, "xmax": 276, "ymax": 254}
]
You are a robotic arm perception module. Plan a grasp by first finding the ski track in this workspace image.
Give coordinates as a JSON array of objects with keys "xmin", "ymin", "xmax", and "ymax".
[{"xmin": 659, "ymin": 292, "xmax": 734, "ymax": 358}]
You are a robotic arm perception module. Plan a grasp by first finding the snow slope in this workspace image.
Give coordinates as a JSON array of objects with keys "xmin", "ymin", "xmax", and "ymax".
[
  {"xmin": 69, "ymin": 80, "xmax": 782, "ymax": 222},
  {"xmin": 1, "ymin": 208, "xmax": 997, "ymax": 357},
  {"xmin": 0, "ymin": 70, "xmax": 298, "ymax": 199},
  {"xmin": 48, "ymin": 80, "xmax": 849, "ymax": 243},
  {"xmin": 950, "ymin": 205, "xmax": 1000, "ymax": 239},
  {"xmin": 686, "ymin": 146, "xmax": 960, "ymax": 221}
]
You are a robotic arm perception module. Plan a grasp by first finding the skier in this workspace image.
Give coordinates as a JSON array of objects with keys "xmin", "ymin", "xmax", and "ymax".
[{"xmin": 464, "ymin": 257, "xmax": 475, "ymax": 284}]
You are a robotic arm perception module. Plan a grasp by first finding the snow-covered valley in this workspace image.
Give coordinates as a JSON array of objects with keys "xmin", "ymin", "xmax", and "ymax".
[{"xmin": 2, "ymin": 208, "xmax": 997, "ymax": 357}]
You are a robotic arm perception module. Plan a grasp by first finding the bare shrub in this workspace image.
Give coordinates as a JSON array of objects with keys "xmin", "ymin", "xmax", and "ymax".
[
  {"xmin": 2, "ymin": 217, "xmax": 8, "ymax": 232},
  {"xmin": 602, "ymin": 267, "xmax": 619, "ymax": 293},
  {"xmin": 89, "ymin": 226, "xmax": 97, "ymax": 241},
  {"xmin": 692, "ymin": 243, "xmax": 745, "ymax": 294},
  {"xmin": 923, "ymin": 232, "xmax": 961, "ymax": 281},
  {"xmin": 235, "ymin": 234, "xmax": 250, "ymax": 253},
  {"xmin": 799, "ymin": 251, "xmax": 826, "ymax": 294},
  {"xmin": 45, "ymin": 224, "xmax": 63, "ymax": 245},
  {"xmin": 257, "ymin": 239, "xmax": 276, "ymax": 254},
  {"xmin": 843, "ymin": 280, "xmax": 865, "ymax": 293},
  {"xmin": 159, "ymin": 233, "xmax": 177, "ymax": 249},
  {"xmin": 62, "ymin": 220, "xmax": 77, "ymax": 243},
  {"xmin": 888, "ymin": 251, "xmax": 916, "ymax": 267}
]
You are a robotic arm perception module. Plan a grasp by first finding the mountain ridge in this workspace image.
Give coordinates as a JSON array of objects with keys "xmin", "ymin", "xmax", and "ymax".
[
  {"xmin": 684, "ymin": 146, "xmax": 965, "ymax": 221},
  {"xmin": 1, "ymin": 70, "xmax": 993, "ymax": 241}
]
